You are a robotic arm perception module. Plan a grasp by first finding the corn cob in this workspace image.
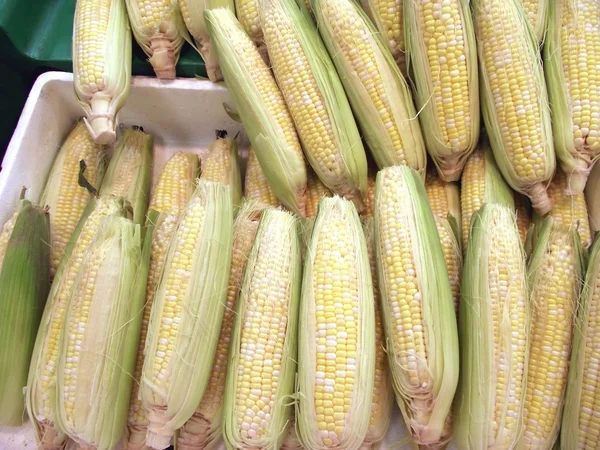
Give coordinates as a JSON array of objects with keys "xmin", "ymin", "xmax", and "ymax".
[
  {"xmin": 425, "ymin": 171, "xmax": 462, "ymax": 314},
  {"xmin": 361, "ymin": 170, "xmax": 377, "ymax": 218},
  {"xmin": 297, "ymin": 196, "xmax": 375, "ymax": 450},
  {"xmin": 544, "ymin": 169, "xmax": 592, "ymax": 248},
  {"xmin": 473, "ymin": 0, "xmax": 555, "ymax": 215},
  {"xmin": 54, "ymin": 216, "xmax": 144, "ymax": 450},
  {"xmin": 126, "ymin": 152, "xmax": 199, "ymax": 450},
  {"xmin": 454, "ymin": 203, "xmax": 529, "ymax": 449},
  {"xmin": 523, "ymin": 219, "xmax": 582, "ymax": 449},
  {"xmin": 586, "ymin": 161, "xmax": 600, "ymax": 233},
  {"xmin": 404, "ymin": 0, "xmax": 480, "ymax": 182},
  {"xmin": 515, "ymin": 193, "xmax": 532, "ymax": 246},
  {"xmin": 73, "ymin": 0, "xmax": 132, "ymax": 145},
  {"xmin": 27, "ymin": 196, "xmax": 128, "ymax": 449},
  {"xmin": 561, "ymin": 234, "xmax": 600, "ymax": 449},
  {"xmin": 312, "ymin": 0, "xmax": 427, "ymax": 175},
  {"xmin": 374, "ymin": 166, "xmax": 458, "ymax": 447},
  {"xmin": 222, "ymin": 208, "xmax": 300, "ymax": 450},
  {"xmin": 235, "ymin": 0, "xmax": 268, "ymax": 63},
  {"xmin": 178, "ymin": 0, "xmax": 234, "ymax": 81},
  {"xmin": 141, "ymin": 180, "xmax": 233, "ymax": 449},
  {"xmin": 205, "ymin": 8, "xmax": 307, "ymax": 216},
  {"xmin": 358, "ymin": 0, "xmax": 405, "ymax": 74},
  {"xmin": 544, "ymin": 0, "xmax": 600, "ymax": 194},
  {"xmin": 363, "ymin": 218, "xmax": 394, "ymax": 450},
  {"xmin": 125, "ymin": 0, "xmax": 188, "ymax": 79},
  {"xmin": 41, "ymin": 120, "xmax": 106, "ymax": 276},
  {"xmin": 460, "ymin": 142, "xmax": 515, "ymax": 249},
  {"xmin": 262, "ymin": 0, "xmax": 368, "ymax": 209},
  {"xmin": 99, "ymin": 126, "xmax": 153, "ymax": 227},
  {"xmin": 177, "ymin": 201, "xmax": 266, "ymax": 450},
  {"xmin": 519, "ymin": 0, "xmax": 548, "ymax": 42},
  {"xmin": 306, "ymin": 170, "xmax": 333, "ymax": 220},
  {"xmin": 0, "ymin": 199, "xmax": 50, "ymax": 426},
  {"xmin": 200, "ymin": 130, "xmax": 243, "ymax": 212},
  {"xmin": 244, "ymin": 147, "xmax": 280, "ymax": 208}
]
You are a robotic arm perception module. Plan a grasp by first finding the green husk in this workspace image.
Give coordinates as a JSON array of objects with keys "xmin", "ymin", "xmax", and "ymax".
[
  {"xmin": 374, "ymin": 166, "xmax": 458, "ymax": 447},
  {"xmin": 297, "ymin": 197, "xmax": 375, "ymax": 450},
  {"xmin": 205, "ymin": 8, "xmax": 307, "ymax": 216},
  {"xmin": 404, "ymin": 0, "xmax": 480, "ymax": 182},
  {"xmin": 454, "ymin": 203, "xmax": 529, "ymax": 449},
  {"xmin": 54, "ymin": 216, "xmax": 144, "ymax": 450},
  {"xmin": 26, "ymin": 196, "xmax": 129, "ymax": 449},
  {"xmin": 585, "ymin": 162, "xmax": 600, "ymax": 233},
  {"xmin": 311, "ymin": 0, "xmax": 426, "ymax": 176},
  {"xmin": 473, "ymin": 0, "xmax": 555, "ymax": 214},
  {"xmin": 522, "ymin": 217, "xmax": 582, "ymax": 449},
  {"xmin": 178, "ymin": 0, "xmax": 233, "ymax": 81},
  {"xmin": 0, "ymin": 200, "xmax": 50, "ymax": 427},
  {"xmin": 99, "ymin": 126, "xmax": 153, "ymax": 227},
  {"xmin": 543, "ymin": 0, "xmax": 600, "ymax": 194},
  {"xmin": 261, "ymin": 0, "xmax": 368, "ymax": 209},
  {"xmin": 73, "ymin": 0, "xmax": 131, "ymax": 145},
  {"xmin": 222, "ymin": 208, "xmax": 301, "ymax": 450},
  {"xmin": 561, "ymin": 232, "xmax": 600, "ymax": 449},
  {"xmin": 141, "ymin": 180, "xmax": 233, "ymax": 449}
]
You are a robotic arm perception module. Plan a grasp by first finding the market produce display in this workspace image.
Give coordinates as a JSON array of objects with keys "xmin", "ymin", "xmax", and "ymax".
[{"xmin": 0, "ymin": 0, "xmax": 599, "ymax": 449}]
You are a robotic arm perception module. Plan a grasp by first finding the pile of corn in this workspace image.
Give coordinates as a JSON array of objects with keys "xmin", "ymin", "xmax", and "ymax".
[{"xmin": 0, "ymin": 0, "xmax": 600, "ymax": 449}]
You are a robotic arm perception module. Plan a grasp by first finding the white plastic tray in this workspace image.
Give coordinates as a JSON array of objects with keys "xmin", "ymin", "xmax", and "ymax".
[{"xmin": 0, "ymin": 71, "xmax": 453, "ymax": 450}]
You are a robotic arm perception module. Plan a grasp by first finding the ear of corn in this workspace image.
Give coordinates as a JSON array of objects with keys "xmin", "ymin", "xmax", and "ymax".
[
  {"xmin": 306, "ymin": 170, "xmax": 333, "ymax": 220},
  {"xmin": 41, "ymin": 120, "xmax": 107, "ymax": 276},
  {"xmin": 73, "ymin": 0, "xmax": 132, "ymax": 145},
  {"xmin": 125, "ymin": 0, "xmax": 188, "ymax": 79},
  {"xmin": 200, "ymin": 130, "xmax": 243, "ymax": 212},
  {"xmin": 362, "ymin": 218, "xmax": 394, "ymax": 450},
  {"xmin": 177, "ymin": 201, "xmax": 266, "ymax": 450},
  {"xmin": 126, "ymin": 152, "xmax": 199, "ymax": 450},
  {"xmin": 235, "ymin": 0, "xmax": 269, "ymax": 63},
  {"xmin": 404, "ymin": 0, "xmax": 480, "ymax": 182},
  {"xmin": 205, "ymin": 8, "xmax": 308, "ymax": 216},
  {"xmin": 0, "ymin": 200, "xmax": 50, "ymax": 426},
  {"xmin": 460, "ymin": 142, "xmax": 515, "ymax": 249},
  {"xmin": 544, "ymin": 0, "xmax": 600, "ymax": 194},
  {"xmin": 54, "ymin": 216, "xmax": 144, "ymax": 450},
  {"xmin": 561, "ymin": 233, "xmax": 600, "ymax": 449},
  {"xmin": 244, "ymin": 147, "xmax": 281, "ymax": 208},
  {"xmin": 178, "ymin": 0, "xmax": 234, "ymax": 81},
  {"xmin": 27, "ymin": 196, "xmax": 128, "ymax": 449},
  {"xmin": 222, "ymin": 208, "xmax": 300, "ymax": 450},
  {"xmin": 262, "ymin": 0, "xmax": 368, "ymax": 209},
  {"xmin": 473, "ymin": 0, "xmax": 555, "ymax": 215},
  {"xmin": 297, "ymin": 196, "xmax": 375, "ymax": 450},
  {"xmin": 454, "ymin": 203, "xmax": 529, "ymax": 449},
  {"xmin": 425, "ymin": 171, "xmax": 462, "ymax": 314},
  {"xmin": 374, "ymin": 166, "xmax": 458, "ymax": 447},
  {"xmin": 98, "ymin": 126, "xmax": 153, "ymax": 227},
  {"xmin": 586, "ymin": 161, "xmax": 600, "ymax": 233},
  {"xmin": 523, "ymin": 218, "xmax": 582, "ymax": 449},
  {"xmin": 141, "ymin": 180, "xmax": 233, "ymax": 449},
  {"xmin": 538, "ymin": 169, "xmax": 592, "ymax": 248},
  {"xmin": 519, "ymin": 0, "xmax": 548, "ymax": 41},
  {"xmin": 311, "ymin": 0, "xmax": 427, "ymax": 175},
  {"xmin": 358, "ymin": 0, "xmax": 405, "ymax": 74}
]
